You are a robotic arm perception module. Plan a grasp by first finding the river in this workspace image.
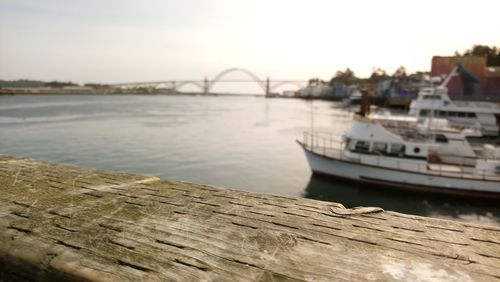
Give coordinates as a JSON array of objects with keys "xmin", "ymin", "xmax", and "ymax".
[{"xmin": 1, "ymin": 94, "xmax": 498, "ymax": 225}]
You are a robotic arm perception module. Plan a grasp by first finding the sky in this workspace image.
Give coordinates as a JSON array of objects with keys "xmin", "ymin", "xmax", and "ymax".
[{"xmin": 0, "ymin": 0, "xmax": 499, "ymax": 93}]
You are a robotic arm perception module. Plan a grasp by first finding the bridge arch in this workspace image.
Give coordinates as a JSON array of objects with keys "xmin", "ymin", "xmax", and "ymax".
[
  {"xmin": 269, "ymin": 81, "xmax": 306, "ymax": 93},
  {"xmin": 176, "ymin": 81, "xmax": 204, "ymax": 92},
  {"xmin": 154, "ymin": 82, "xmax": 172, "ymax": 89},
  {"xmin": 209, "ymin": 68, "xmax": 266, "ymax": 93}
]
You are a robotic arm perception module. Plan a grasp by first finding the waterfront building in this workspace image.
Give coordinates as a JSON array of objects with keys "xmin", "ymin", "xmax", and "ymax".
[{"xmin": 431, "ymin": 56, "xmax": 500, "ymax": 101}]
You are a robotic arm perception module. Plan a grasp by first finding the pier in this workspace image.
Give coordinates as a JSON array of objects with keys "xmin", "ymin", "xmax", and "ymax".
[{"xmin": 0, "ymin": 154, "xmax": 499, "ymax": 281}]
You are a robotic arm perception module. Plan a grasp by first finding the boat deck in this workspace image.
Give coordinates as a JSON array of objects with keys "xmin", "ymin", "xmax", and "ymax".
[
  {"xmin": 1, "ymin": 154, "xmax": 500, "ymax": 281},
  {"xmin": 454, "ymin": 100, "xmax": 500, "ymax": 110},
  {"xmin": 304, "ymin": 144, "xmax": 500, "ymax": 182}
]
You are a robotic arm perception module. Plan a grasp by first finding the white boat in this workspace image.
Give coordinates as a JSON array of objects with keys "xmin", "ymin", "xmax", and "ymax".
[
  {"xmin": 408, "ymin": 87, "xmax": 500, "ymax": 137},
  {"xmin": 341, "ymin": 90, "xmax": 362, "ymax": 107},
  {"xmin": 297, "ymin": 115, "xmax": 500, "ymax": 198}
]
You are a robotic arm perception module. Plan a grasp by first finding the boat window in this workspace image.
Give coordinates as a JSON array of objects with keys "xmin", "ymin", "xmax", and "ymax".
[
  {"xmin": 344, "ymin": 138, "xmax": 352, "ymax": 149},
  {"xmin": 423, "ymin": 95, "xmax": 441, "ymax": 100},
  {"xmin": 438, "ymin": 111, "xmax": 447, "ymax": 117},
  {"xmin": 388, "ymin": 144, "xmax": 405, "ymax": 156},
  {"xmin": 372, "ymin": 142, "xmax": 387, "ymax": 155},
  {"xmin": 419, "ymin": 109, "xmax": 429, "ymax": 117},
  {"xmin": 435, "ymin": 134, "xmax": 448, "ymax": 143},
  {"xmin": 467, "ymin": 112, "xmax": 477, "ymax": 118},
  {"xmin": 448, "ymin": 112, "xmax": 457, "ymax": 117},
  {"xmin": 413, "ymin": 147, "xmax": 421, "ymax": 154},
  {"xmin": 458, "ymin": 112, "xmax": 466, "ymax": 118},
  {"xmin": 354, "ymin": 141, "xmax": 370, "ymax": 153}
]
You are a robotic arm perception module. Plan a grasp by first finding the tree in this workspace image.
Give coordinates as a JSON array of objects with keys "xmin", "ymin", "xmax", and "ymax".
[
  {"xmin": 84, "ymin": 83, "xmax": 110, "ymax": 89},
  {"xmin": 368, "ymin": 67, "xmax": 390, "ymax": 83},
  {"xmin": 44, "ymin": 81, "xmax": 78, "ymax": 88},
  {"xmin": 393, "ymin": 66, "xmax": 406, "ymax": 77},
  {"xmin": 329, "ymin": 68, "xmax": 358, "ymax": 85},
  {"xmin": 456, "ymin": 45, "xmax": 500, "ymax": 66}
]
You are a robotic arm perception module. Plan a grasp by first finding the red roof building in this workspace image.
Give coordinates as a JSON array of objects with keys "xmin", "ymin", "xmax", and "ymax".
[{"xmin": 431, "ymin": 56, "xmax": 500, "ymax": 101}]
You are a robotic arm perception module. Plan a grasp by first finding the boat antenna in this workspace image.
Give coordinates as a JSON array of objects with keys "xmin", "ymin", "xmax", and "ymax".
[
  {"xmin": 310, "ymin": 99, "xmax": 314, "ymax": 133},
  {"xmin": 428, "ymin": 77, "xmax": 436, "ymax": 142}
]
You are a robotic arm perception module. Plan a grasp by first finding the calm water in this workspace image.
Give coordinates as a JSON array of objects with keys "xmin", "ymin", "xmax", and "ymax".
[{"xmin": 1, "ymin": 94, "xmax": 499, "ymax": 225}]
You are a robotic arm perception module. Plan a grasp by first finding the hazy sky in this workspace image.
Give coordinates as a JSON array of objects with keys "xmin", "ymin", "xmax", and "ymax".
[{"xmin": 1, "ymin": 0, "xmax": 499, "ymax": 89}]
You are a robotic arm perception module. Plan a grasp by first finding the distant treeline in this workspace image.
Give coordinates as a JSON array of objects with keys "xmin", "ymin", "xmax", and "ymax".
[
  {"xmin": 0, "ymin": 79, "xmax": 79, "ymax": 88},
  {"xmin": 0, "ymin": 80, "xmax": 111, "ymax": 88},
  {"xmin": 455, "ymin": 45, "xmax": 500, "ymax": 66},
  {"xmin": 0, "ymin": 79, "xmax": 46, "ymax": 88},
  {"xmin": 308, "ymin": 66, "xmax": 414, "ymax": 86}
]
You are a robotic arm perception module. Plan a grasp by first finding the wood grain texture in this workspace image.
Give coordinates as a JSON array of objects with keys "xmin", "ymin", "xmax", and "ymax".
[{"xmin": 0, "ymin": 154, "xmax": 499, "ymax": 281}]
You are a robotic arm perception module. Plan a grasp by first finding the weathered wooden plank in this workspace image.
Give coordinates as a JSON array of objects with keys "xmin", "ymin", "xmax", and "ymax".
[{"xmin": 0, "ymin": 154, "xmax": 499, "ymax": 281}]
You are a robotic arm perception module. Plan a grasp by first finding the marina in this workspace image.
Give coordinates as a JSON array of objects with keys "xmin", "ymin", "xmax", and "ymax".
[{"xmin": 1, "ymin": 94, "xmax": 499, "ymax": 225}]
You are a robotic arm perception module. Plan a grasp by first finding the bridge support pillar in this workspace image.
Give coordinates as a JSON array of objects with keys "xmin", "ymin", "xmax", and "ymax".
[
  {"xmin": 265, "ymin": 77, "xmax": 270, "ymax": 96},
  {"xmin": 203, "ymin": 78, "xmax": 209, "ymax": 95},
  {"xmin": 171, "ymin": 81, "xmax": 177, "ymax": 93}
]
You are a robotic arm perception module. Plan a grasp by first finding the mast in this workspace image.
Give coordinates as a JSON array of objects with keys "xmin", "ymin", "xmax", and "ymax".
[{"xmin": 439, "ymin": 66, "xmax": 458, "ymax": 88}]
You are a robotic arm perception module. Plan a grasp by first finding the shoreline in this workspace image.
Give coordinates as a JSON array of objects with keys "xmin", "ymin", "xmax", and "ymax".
[{"xmin": 0, "ymin": 92, "xmax": 263, "ymax": 97}]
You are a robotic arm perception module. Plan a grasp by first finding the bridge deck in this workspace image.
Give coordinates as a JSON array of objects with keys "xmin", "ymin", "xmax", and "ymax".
[{"xmin": 0, "ymin": 154, "xmax": 499, "ymax": 281}]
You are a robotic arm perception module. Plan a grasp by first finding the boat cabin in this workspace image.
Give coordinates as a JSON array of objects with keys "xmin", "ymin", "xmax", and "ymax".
[
  {"xmin": 344, "ymin": 118, "xmax": 479, "ymax": 166},
  {"xmin": 344, "ymin": 120, "xmax": 435, "ymax": 159},
  {"xmin": 345, "ymin": 139, "xmax": 430, "ymax": 159},
  {"xmin": 408, "ymin": 86, "xmax": 500, "ymax": 136}
]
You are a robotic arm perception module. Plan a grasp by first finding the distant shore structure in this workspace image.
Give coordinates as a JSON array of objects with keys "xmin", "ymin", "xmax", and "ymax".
[
  {"xmin": 2, "ymin": 55, "xmax": 499, "ymax": 101},
  {"xmin": 0, "ymin": 68, "xmax": 307, "ymax": 96}
]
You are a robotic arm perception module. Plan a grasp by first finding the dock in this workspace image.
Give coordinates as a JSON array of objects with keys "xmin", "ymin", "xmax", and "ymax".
[{"xmin": 0, "ymin": 154, "xmax": 499, "ymax": 281}]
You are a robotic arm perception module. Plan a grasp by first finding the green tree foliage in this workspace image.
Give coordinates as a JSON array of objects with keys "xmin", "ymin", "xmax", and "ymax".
[
  {"xmin": 368, "ymin": 67, "xmax": 390, "ymax": 83},
  {"xmin": 329, "ymin": 68, "xmax": 359, "ymax": 85},
  {"xmin": 44, "ymin": 81, "xmax": 79, "ymax": 88},
  {"xmin": 0, "ymin": 79, "xmax": 45, "ymax": 88},
  {"xmin": 456, "ymin": 45, "xmax": 500, "ymax": 66},
  {"xmin": 84, "ymin": 83, "xmax": 110, "ymax": 89}
]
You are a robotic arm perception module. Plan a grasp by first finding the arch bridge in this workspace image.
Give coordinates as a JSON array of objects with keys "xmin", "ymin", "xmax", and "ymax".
[{"xmin": 111, "ymin": 68, "xmax": 306, "ymax": 96}]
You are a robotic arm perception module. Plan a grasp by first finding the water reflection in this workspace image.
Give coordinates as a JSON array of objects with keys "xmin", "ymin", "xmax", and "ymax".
[{"xmin": 303, "ymin": 174, "xmax": 500, "ymax": 225}]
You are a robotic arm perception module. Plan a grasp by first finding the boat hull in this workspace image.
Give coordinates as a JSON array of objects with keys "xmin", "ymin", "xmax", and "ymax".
[{"xmin": 302, "ymin": 147, "xmax": 500, "ymax": 198}]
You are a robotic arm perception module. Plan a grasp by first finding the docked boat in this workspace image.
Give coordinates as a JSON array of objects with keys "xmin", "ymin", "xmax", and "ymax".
[
  {"xmin": 297, "ymin": 115, "xmax": 500, "ymax": 198},
  {"xmin": 341, "ymin": 90, "xmax": 362, "ymax": 107},
  {"xmin": 408, "ymin": 87, "xmax": 500, "ymax": 137}
]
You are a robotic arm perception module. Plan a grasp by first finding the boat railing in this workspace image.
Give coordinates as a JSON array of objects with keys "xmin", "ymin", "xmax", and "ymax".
[{"xmin": 301, "ymin": 131, "xmax": 500, "ymax": 181}]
